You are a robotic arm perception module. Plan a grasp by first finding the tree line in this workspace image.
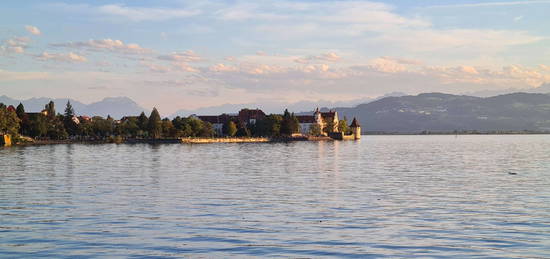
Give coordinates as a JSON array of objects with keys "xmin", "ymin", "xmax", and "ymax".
[
  {"xmin": 1, "ymin": 101, "xmax": 349, "ymax": 141},
  {"xmin": 1, "ymin": 101, "xmax": 215, "ymax": 141}
]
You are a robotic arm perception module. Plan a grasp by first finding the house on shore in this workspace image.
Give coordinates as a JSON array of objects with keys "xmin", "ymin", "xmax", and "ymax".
[
  {"xmin": 296, "ymin": 108, "xmax": 339, "ymax": 136},
  {"xmin": 195, "ymin": 107, "xmax": 361, "ymax": 139},
  {"xmin": 196, "ymin": 108, "xmax": 266, "ymax": 135}
]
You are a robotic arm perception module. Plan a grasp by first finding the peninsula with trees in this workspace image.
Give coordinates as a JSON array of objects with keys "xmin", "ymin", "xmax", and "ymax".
[{"xmin": 0, "ymin": 100, "xmax": 361, "ymax": 146}]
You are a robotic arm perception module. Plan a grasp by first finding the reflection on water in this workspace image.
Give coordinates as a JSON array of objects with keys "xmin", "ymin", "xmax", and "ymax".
[{"xmin": 1, "ymin": 135, "xmax": 550, "ymax": 258}]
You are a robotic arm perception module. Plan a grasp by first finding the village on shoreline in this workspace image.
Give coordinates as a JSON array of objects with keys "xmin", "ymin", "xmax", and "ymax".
[{"xmin": 0, "ymin": 100, "xmax": 361, "ymax": 146}]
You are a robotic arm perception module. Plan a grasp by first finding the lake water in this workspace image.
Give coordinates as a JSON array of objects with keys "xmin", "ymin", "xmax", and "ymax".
[{"xmin": 1, "ymin": 135, "xmax": 550, "ymax": 258}]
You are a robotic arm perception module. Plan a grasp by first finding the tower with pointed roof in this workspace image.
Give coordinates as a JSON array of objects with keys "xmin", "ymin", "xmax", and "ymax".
[{"xmin": 350, "ymin": 117, "xmax": 361, "ymax": 139}]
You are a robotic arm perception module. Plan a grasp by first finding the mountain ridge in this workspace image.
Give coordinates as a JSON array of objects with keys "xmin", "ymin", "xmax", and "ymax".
[
  {"xmin": 332, "ymin": 92, "xmax": 550, "ymax": 133},
  {"xmin": 0, "ymin": 95, "xmax": 148, "ymax": 119}
]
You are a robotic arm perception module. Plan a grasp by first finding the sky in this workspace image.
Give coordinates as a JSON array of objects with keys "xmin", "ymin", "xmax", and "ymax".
[{"xmin": 1, "ymin": 0, "xmax": 550, "ymax": 114}]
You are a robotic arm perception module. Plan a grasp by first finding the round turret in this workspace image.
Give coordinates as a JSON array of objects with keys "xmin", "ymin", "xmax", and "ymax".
[{"xmin": 350, "ymin": 118, "xmax": 361, "ymax": 139}]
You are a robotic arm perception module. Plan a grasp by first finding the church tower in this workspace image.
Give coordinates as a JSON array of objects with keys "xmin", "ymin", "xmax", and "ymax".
[{"xmin": 350, "ymin": 117, "xmax": 361, "ymax": 140}]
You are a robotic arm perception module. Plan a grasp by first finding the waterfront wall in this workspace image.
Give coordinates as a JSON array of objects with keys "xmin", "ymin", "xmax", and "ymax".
[
  {"xmin": 181, "ymin": 137, "xmax": 270, "ymax": 144},
  {"xmin": 126, "ymin": 138, "xmax": 182, "ymax": 144},
  {"xmin": 328, "ymin": 132, "xmax": 360, "ymax": 140}
]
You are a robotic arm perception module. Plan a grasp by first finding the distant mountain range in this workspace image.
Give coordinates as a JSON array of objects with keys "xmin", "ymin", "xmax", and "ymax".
[
  {"xmin": 465, "ymin": 83, "xmax": 550, "ymax": 97},
  {"xmin": 0, "ymin": 96, "xmax": 147, "ymax": 119},
  {"xmin": 170, "ymin": 92, "xmax": 407, "ymax": 117},
  {"xmin": 3, "ymin": 91, "xmax": 550, "ymax": 132},
  {"xmin": 332, "ymin": 92, "xmax": 550, "ymax": 133}
]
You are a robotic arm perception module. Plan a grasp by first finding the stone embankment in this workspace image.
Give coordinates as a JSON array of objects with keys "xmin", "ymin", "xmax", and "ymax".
[{"xmin": 180, "ymin": 137, "xmax": 270, "ymax": 144}]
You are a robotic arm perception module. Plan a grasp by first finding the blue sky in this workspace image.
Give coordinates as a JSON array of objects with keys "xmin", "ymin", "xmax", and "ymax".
[{"xmin": 1, "ymin": 0, "xmax": 550, "ymax": 114}]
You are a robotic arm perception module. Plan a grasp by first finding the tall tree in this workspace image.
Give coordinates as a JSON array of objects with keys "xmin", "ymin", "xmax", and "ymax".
[
  {"xmin": 15, "ymin": 103, "xmax": 31, "ymax": 136},
  {"xmin": 309, "ymin": 123, "xmax": 322, "ymax": 136},
  {"xmin": 28, "ymin": 114, "xmax": 47, "ymax": 138},
  {"xmin": 338, "ymin": 118, "xmax": 349, "ymax": 134},
  {"xmin": 64, "ymin": 101, "xmax": 75, "ymax": 118},
  {"xmin": 280, "ymin": 109, "xmax": 298, "ymax": 136},
  {"xmin": 161, "ymin": 118, "xmax": 175, "ymax": 138},
  {"xmin": 290, "ymin": 112, "xmax": 300, "ymax": 133},
  {"xmin": 137, "ymin": 112, "xmax": 148, "ymax": 131},
  {"xmin": 0, "ymin": 104, "xmax": 20, "ymax": 136},
  {"xmin": 148, "ymin": 108, "xmax": 162, "ymax": 139},
  {"xmin": 15, "ymin": 103, "xmax": 25, "ymax": 119},
  {"xmin": 268, "ymin": 115, "xmax": 283, "ymax": 136},
  {"xmin": 198, "ymin": 121, "xmax": 215, "ymax": 137},
  {"xmin": 235, "ymin": 122, "xmax": 251, "ymax": 137},
  {"xmin": 63, "ymin": 101, "xmax": 78, "ymax": 136},
  {"xmin": 223, "ymin": 120, "xmax": 237, "ymax": 137}
]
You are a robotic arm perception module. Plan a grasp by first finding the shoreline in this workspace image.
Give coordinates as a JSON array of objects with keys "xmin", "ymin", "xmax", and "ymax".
[{"xmin": 6, "ymin": 132, "xmax": 550, "ymax": 147}]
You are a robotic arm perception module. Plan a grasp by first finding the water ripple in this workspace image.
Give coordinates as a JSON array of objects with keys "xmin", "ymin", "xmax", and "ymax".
[{"xmin": 1, "ymin": 135, "xmax": 550, "ymax": 257}]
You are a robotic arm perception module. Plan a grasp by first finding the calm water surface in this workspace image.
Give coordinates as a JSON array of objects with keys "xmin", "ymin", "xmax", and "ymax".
[{"xmin": 1, "ymin": 135, "xmax": 549, "ymax": 258}]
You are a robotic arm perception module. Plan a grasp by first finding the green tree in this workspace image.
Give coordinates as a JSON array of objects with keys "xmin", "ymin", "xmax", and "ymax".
[
  {"xmin": 46, "ymin": 114, "xmax": 68, "ymax": 140},
  {"xmin": 116, "ymin": 117, "xmax": 140, "ymax": 137},
  {"xmin": 91, "ymin": 116, "xmax": 114, "ymax": 137},
  {"xmin": 171, "ymin": 116, "xmax": 193, "ymax": 137},
  {"xmin": 323, "ymin": 120, "xmax": 336, "ymax": 134},
  {"xmin": 63, "ymin": 101, "xmax": 78, "ymax": 136},
  {"xmin": 280, "ymin": 109, "xmax": 299, "ymax": 136},
  {"xmin": 0, "ymin": 104, "xmax": 20, "ymax": 136},
  {"xmin": 254, "ymin": 114, "xmax": 282, "ymax": 137},
  {"xmin": 27, "ymin": 113, "xmax": 48, "ymax": 138},
  {"xmin": 16, "ymin": 103, "xmax": 25, "ymax": 119},
  {"xmin": 78, "ymin": 119, "xmax": 94, "ymax": 137},
  {"xmin": 148, "ymin": 108, "xmax": 162, "ymax": 139},
  {"xmin": 223, "ymin": 120, "xmax": 237, "ymax": 137},
  {"xmin": 161, "ymin": 118, "xmax": 175, "ymax": 138},
  {"xmin": 15, "ymin": 103, "xmax": 31, "ymax": 136},
  {"xmin": 137, "ymin": 112, "xmax": 148, "ymax": 130},
  {"xmin": 64, "ymin": 101, "xmax": 75, "ymax": 118},
  {"xmin": 290, "ymin": 113, "xmax": 300, "ymax": 133},
  {"xmin": 235, "ymin": 122, "xmax": 251, "ymax": 137},
  {"xmin": 280, "ymin": 109, "xmax": 292, "ymax": 136},
  {"xmin": 137, "ymin": 112, "xmax": 149, "ymax": 137},
  {"xmin": 309, "ymin": 123, "xmax": 322, "ymax": 136},
  {"xmin": 198, "ymin": 121, "xmax": 215, "ymax": 137},
  {"xmin": 338, "ymin": 118, "xmax": 350, "ymax": 134}
]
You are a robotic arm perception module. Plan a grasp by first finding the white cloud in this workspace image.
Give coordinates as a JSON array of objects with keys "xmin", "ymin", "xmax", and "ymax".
[
  {"xmin": 51, "ymin": 39, "xmax": 151, "ymax": 54},
  {"xmin": 514, "ymin": 15, "xmax": 524, "ymax": 22},
  {"xmin": 209, "ymin": 63, "xmax": 239, "ymax": 72},
  {"xmin": 142, "ymin": 61, "xmax": 199, "ymax": 73},
  {"xmin": 215, "ymin": 3, "xmax": 288, "ymax": 21},
  {"xmin": 35, "ymin": 52, "xmax": 88, "ymax": 63},
  {"xmin": 46, "ymin": 1, "xmax": 544, "ymax": 62},
  {"xmin": 425, "ymin": 0, "xmax": 550, "ymax": 9},
  {"xmin": 143, "ymin": 62, "xmax": 171, "ymax": 73},
  {"xmin": 368, "ymin": 57, "xmax": 412, "ymax": 73},
  {"xmin": 158, "ymin": 51, "xmax": 201, "ymax": 62},
  {"xmin": 295, "ymin": 52, "xmax": 342, "ymax": 64},
  {"xmin": 0, "ymin": 70, "xmax": 50, "ymax": 81},
  {"xmin": 13, "ymin": 0, "xmax": 548, "ymax": 110},
  {"xmin": 97, "ymin": 4, "xmax": 200, "ymax": 22},
  {"xmin": 0, "ymin": 37, "xmax": 29, "ymax": 55},
  {"xmin": 25, "ymin": 25, "xmax": 41, "ymax": 35},
  {"xmin": 229, "ymin": 1, "xmax": 541, "ymax": 59},
  {"xmin": 173, "ymin": 62, "xmax": 199, "ymax": 73},
  {"xmin": 199, "ymin": 55, "xmax": 550, "ymax": 97},
  {"xmin": 367, "ymin": 28, "xmax": 543, "ymax": 58}
]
